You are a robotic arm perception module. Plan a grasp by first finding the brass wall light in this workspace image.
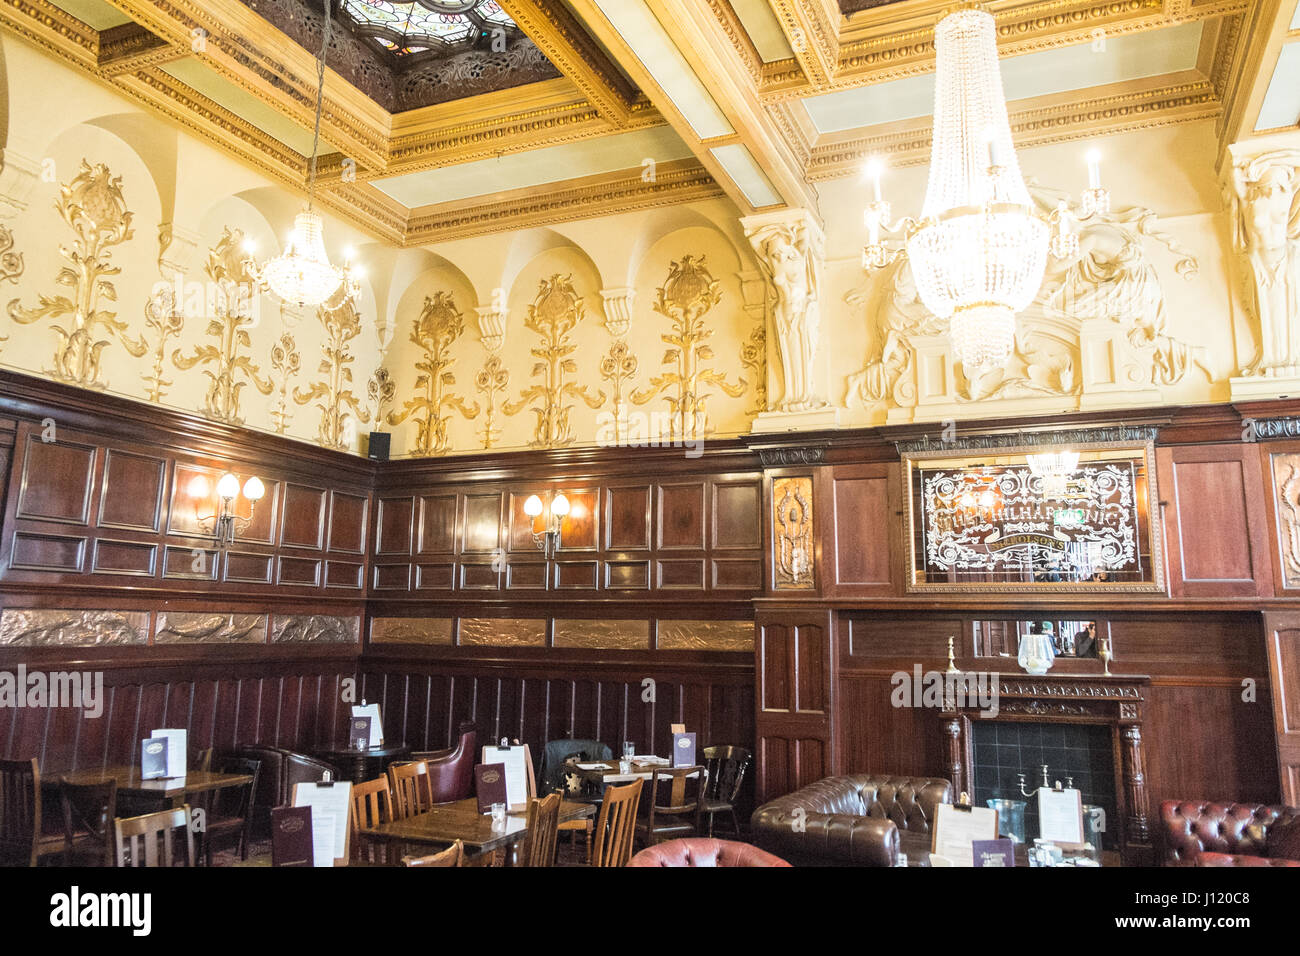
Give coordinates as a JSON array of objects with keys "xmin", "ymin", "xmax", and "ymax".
[
  {"xmin": 523, "ymin": 492, "xmax": 569, "ymax": 558},
  {"xmin": 189, "ymin": 472, "xmax": 265, "ymax": 549}
]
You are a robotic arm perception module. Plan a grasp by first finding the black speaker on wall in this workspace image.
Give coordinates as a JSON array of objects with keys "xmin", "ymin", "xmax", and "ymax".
[{"xmin": 367, "ymin": 431, "xmax": 390, "ymax": 461}]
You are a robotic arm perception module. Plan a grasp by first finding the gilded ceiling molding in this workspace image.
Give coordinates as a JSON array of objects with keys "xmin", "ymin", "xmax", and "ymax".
[
  {"xmin": 172, "ymin": 227, "xmax": 272, "ymax": 425},
  {"xmin": 505, "ymin": 275, "xmax": 604, "ymax": 448},
  {"xmin": 387, "ymin": 292, "xmax": 478, "ymax": 455},
  {"xmin": 701, "ymin": 0, "xmax": 763, "ymax": 84},
  {"xmin": 270, "ymin": 332, "xmax": 300, "ymax": 435},
  {"xmin": 633, "ymin": 255, "xmax": 744, "ymax": 439},
  {"xmin": 805, "ymin": 79, "xmax": 1222, "ymax": 180},
  {"xmin": 293, "ymin": 297, "xmax": 370, "ymax": 450},
  {"xmin": 142, "ymin": 285, "xmax": 184, "ymax": 403},
  {"xmin": 768, "ymin": 0, "xmax": 841, "ymax": 89},
  {"xmin": 0, "ymin": 0, "xmax": 98, "ymax": 72},
  {"xmin": 96, "ymin": 22, "xmax": 178, "ymax": 75},
  {"xmin": 7, "ymin": 161, "xmax": 148, "ymax": 388},
  {"xmin": 497, "ymin": 0, "xmax": 637, "ymax": 124},
  {"xmin": 402, "ymin": 159, "xmax": 723, "ymax": 245}
]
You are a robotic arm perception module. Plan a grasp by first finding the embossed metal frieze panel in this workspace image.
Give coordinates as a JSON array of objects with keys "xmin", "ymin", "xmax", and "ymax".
[
  {"xmin": 458, "ymin": 617, "xmax": 547, "ymax": 647},
  {"xmin": 370, "ymin": 617, "xmax": 454, "ymax": 645},
  {"xmin": 0, "ymin": 609, "xmax": 148, "ymax": 646},
  {"xmin": 657, "ymin": 620, "xmax": 753, "ymax": 652},
  {"xmin": 155, "ymin": 612, "xmax": 267, "ymax": 644},
  {"xmin": 553, "ymin": 619, "xmax": 649, "ymax": 650},
  {"xmin": 271, "ymin": 614, "xmax": 361, "ymax": 644}
]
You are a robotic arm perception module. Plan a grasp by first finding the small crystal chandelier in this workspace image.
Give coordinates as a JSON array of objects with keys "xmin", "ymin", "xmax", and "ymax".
[
  {"xmin": 245, "ymin": 0, "xmax": 359, "ymax": 308},
  {"xmin": 862, "ymin": 6, "xmax": 1110, "ymax": 374},
  {"xmin": 1027, "ymin": 450, "xmax": 1080, "ymax": 497}
]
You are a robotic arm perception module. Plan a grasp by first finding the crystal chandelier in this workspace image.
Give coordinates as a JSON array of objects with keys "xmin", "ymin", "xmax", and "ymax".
[
  {"xmin": 245, "ymin": 0, "xmax": 360, "ymax": 308},
  {"xmin": 862, "ymin": 7, "xmax": 1110, "ymax": 374},
  {"xmin": 1027, "ymin": 450, "xmax": 1080, "ymax": 497}
]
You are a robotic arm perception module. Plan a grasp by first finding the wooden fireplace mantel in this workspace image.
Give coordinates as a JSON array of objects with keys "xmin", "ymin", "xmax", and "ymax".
[{"xmin": 940, "ymin": 672, "xmax": 1152, "ymax": 866}]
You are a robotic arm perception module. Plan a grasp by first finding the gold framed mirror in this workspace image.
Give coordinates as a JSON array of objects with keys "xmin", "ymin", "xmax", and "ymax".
[{"xmin": 900, "ymin": 429, "xmax": 1164, "ymax": 593}]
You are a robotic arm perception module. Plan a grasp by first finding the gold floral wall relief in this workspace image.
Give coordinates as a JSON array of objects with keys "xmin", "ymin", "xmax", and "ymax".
[
  {"xmin": 172, "ymin": 227, "xmax": 272, "ymax": 424},
  {"xmin": 740, "ymin": 320, "xmax": 766, "ymax": 415},
  {"xmin": 599, "ymin": 339, "xmax": 653, "ymax": 444},
  {"xmin": 387, "ymin": 291, "xmax": 478, "ymax": 455},
  {"xmin": 0, "ymin": 223, "xmax": 24, "ymax": 285},
  {"xmin": 270, "ymin": 332, "xmax": 300, "ymax": 434},
  {"xmin": 505, "ymin": 274, "xmax": 604, "ymax": 448},
  {"xmin": 634, "ymin": 255, "xmax": 745, "ymax": 438},
  {"xmin": 7, "ymin": 161, "xmax": 147, "ymax": 387},
  {"xmin": 294, "ymin": 296, "xmax": 369, "ymax": 449},
  {"xmin": 142, "ymin": 285, "xmax": 184, "ymax": 403},
  {"xmin": 367, "ymin": 366, "xmax": 395, "ymax": 424},
  {"xmin": 475, "ymin": 354, "xmax": 509, "ymax": 449}
]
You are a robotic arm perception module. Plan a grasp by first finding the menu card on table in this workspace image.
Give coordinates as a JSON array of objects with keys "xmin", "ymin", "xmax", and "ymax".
[
  {"xmin": 140, "ymin": 737, "xmax": 170, "ymax": 780},
  {"xmin": 480, "ymin": 745, "xmax": 532, "ymax": 811},
  {"xmin": 671, "ymin": 732, "xmax": 696, "ymax": 768},
  {"xmin": 932, "ymin": 803, "xmax": 999, "ymax": 867},
  {"xmin": 145, "ymin": 728, "xmax": 187, "ymax": 779},
  {"xmin": 350, "ymin": 717, "xmax": 371, "ymax": 751},
  {"xmin": 1038, "ymin": 787, "xmax": 1086, "ymax": 848},
  {"xmin": 291, "ymin": 780, "xmax": 353, "ymax": 867},
  {"xmin": 350, "ymin": 703, "xmax": 383, "ymax": 747},
  {"xmin": 271, "ymin": 806, "xmax": 314, "ymax": 867},
  {"xmin": 972, "ymin": 838, "xmax": 1016, "ymax": 867},
  {"xmin": 475, "ymin": 763, "xmax": 508, "ymax": 814}
]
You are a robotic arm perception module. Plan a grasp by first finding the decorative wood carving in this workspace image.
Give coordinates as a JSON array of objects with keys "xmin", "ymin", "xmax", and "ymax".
[
  {"xmin": 773, "ymin": 476, "xmax": 814, "ymax": 590},
  {"xmin": 0, "ymin": 608, "xmax": 149, "ymax": 646}
]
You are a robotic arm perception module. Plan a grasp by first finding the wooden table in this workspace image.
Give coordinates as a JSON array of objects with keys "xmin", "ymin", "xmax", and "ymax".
[
  {"xmin": 361, "ymin": 797, "xmax": 595, "ymax": 865},
  {"xmin": 580, "ymin": 760, "xmax": 701, "ymax": 784},
  {"xmin": 48, "ymin": 766, "xmax": 254, "ymax": 810},
  {"xmin": 313, "ymin": 742, "xmax": 410, "ymax": 784}
]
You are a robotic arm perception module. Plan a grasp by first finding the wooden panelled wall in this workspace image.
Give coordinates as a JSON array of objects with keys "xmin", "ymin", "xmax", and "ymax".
[{"xmin": 1, "ymin": 371, "xmax": 1299, "ymax": 821}]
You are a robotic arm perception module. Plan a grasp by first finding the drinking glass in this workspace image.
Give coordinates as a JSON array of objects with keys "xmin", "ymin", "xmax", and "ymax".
[
  {"xmin": 622, "ymin": 741, "xmax": 635, "ymax": 760},
  {"xmin": 490, "ymin": 803, "xmax": 506, "ymax": 827}
]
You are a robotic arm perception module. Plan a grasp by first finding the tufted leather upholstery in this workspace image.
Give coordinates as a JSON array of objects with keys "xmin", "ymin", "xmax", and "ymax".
[
  {"xmin": 751, "ymin": 774, "xmax": 952, "ymax": 867},
  {"xmin": 411, "ymin": 728, "xmax": 476, "ymax": 803},
  {"xmin": 1159, "ymin": 800, "xmax": 1300, "ymax": 865},
  {"xmin": 1195, "ymin": 851, "xmax": 1300, "ymax": 867},
  {"xmin": 627, "ymin": 837, "xmax": 791, "ymax": 867}
]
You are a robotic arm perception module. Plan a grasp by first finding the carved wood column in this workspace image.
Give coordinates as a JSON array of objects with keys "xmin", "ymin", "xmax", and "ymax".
[
  {"xmin": 1121, "ymin": 723, "xmax": 1150, "ymax": 847},
  {"xmin": 943, "ymin": 715, "xmax": 966, "ymax": 798}
]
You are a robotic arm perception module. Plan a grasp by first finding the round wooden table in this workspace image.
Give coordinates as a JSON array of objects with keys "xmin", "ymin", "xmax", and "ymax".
[{"xmin": 314, "ymin": 742, "xmax": 410, "ymax": 784}]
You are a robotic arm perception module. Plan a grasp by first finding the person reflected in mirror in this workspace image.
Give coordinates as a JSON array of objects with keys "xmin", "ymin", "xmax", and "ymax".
[{"xmin": 1073, "ymin": 621, "xmax": 1099, "ymax": 658}]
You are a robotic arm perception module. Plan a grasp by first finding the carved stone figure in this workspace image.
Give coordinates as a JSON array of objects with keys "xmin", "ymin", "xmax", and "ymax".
[
  {"xmin": 1231, "ymin": 150, "xmax": 1300, "ymax": 377},
  {"xmin": 747, "ymin": 217, "xmax": 826, "ymax": 412}
]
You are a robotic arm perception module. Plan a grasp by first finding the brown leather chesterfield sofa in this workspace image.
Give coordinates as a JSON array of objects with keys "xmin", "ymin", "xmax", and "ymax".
[
  {"xmin": 627, "ymin": 838, "xmax": 791, "ymax": 867},
  {"xmin": 1159, "ymin": 799, "xmax": 1300, "ymax": 866},
  {"xmin": 751, "ymin": 774, "xmax": 953, "ymax": 866}
]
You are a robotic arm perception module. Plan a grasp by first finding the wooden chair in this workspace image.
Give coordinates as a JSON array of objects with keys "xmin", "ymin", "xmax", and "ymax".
[
  {"xmin": 59, "ymin": 777, "xmax": 118, "ymax": 866},
  {"xmin": 351, "ymin": 775, "xmax": 394, "ymax": 863},
  {"xmin": 402, "ymin": 840, "xmax": 464, "ymax": 867},
  {"xmin": 115, "ymin": 806, "xmax": 196, "ymax": 867},
  {"xmin": 700, "ymin": 745, "xmax": 752, "ymax": 837},
  {"xmin": 387, "ymin": 760, "xmax": 432, "ymax": 819},
  {"xmin": 556, "ymin": 760, "xmax": 605, "ymax": 862},
  {"xmin": 521, "ymin": 792, "xmax": 562, "ymax": 867},
  {"xmin": 590, "ymin": 779, "xmax": 641, "ymax": 867},
  {"xmin": 635, "ymin": 766, "xmax": 705, "ymax": 847},
  {"xmin": 194, "ymin": 756, "xmax": 259, "ymax": 866},
  {"xmin": 0, "ymin": 757, "xmax": 59, "ymax": 866}
]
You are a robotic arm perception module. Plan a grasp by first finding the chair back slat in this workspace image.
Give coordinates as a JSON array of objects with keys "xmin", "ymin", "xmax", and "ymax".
[
  {"xmin": 522, "ymin": 792, "xmax": 562, "ymax": 867},
  {"xmin": 115, "ymin": 806, "xmax": 195, "ymax": 867},
  {"xmin": 0, "ymin": 758, "xmax": 40, "ymax": 867},
  {"xmin": 701, "ymin": 745, "xmax": 752, "ymax": 804},
  {"xmin": 592, "ymin": 779, "xmax": 641, "ymax": 867},
  {"xmin": 402, "ymin": 840, "xmax": 463, "ymax": 867},
  {"xmin": 350, "ymin": 775, "xmax": 393, "ymax": 863},
  {"xmin": 387, "ymin": 761, "xmax": 432, "ymax": 819}
]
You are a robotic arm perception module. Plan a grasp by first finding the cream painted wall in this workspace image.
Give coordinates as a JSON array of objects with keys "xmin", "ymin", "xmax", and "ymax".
[{"xmin": 0, "ymin": 30, "xmax": 1278, "ymax": 460}]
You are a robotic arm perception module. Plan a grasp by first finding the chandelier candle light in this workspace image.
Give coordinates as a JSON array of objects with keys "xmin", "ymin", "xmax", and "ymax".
[
  {"xmin": 862, "ymin": 7, "xmax": 1110, "ymax": 374},
  {"xmin": 245, "ymin": 0, "xmax": 361, "ymax": 308}
]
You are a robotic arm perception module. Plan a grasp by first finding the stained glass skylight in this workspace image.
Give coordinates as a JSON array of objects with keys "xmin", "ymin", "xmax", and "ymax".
[{"xmin": 340, "ymin": 0, "xmax": 517, "ymax": 57}]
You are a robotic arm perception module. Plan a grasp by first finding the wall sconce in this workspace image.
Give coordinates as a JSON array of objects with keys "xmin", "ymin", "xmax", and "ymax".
[
  {"xmin": 189, "ymin": 472, "xmax": 265, "ymax": 549},
  {"xmin": 523, "ymin": 492, "xmax": 569, "ymax": 558}
]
